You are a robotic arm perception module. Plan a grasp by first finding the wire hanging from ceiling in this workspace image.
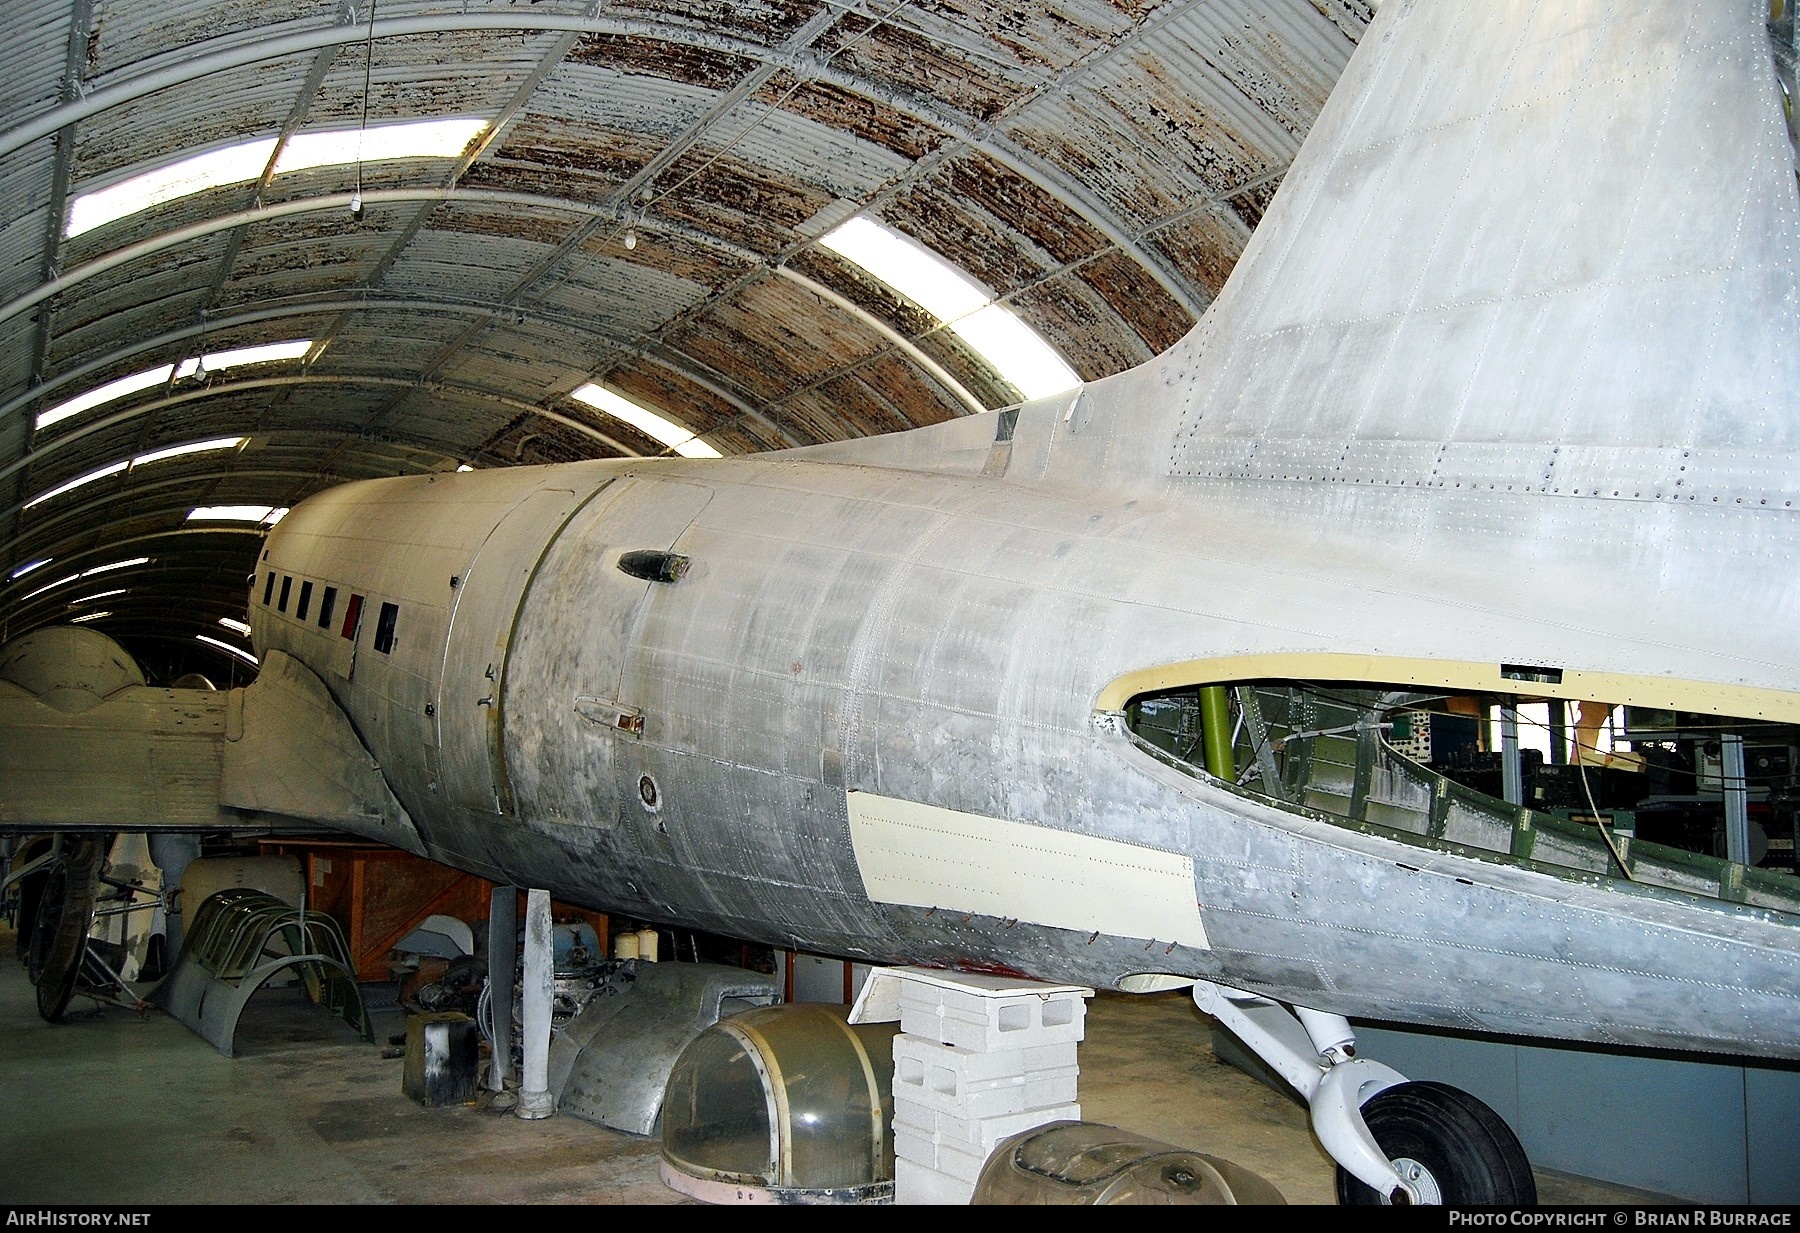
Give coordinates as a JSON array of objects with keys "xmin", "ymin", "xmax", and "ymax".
[{"xmin": 351, "ymin": 0, "xmax": 377, "ymax": 218}]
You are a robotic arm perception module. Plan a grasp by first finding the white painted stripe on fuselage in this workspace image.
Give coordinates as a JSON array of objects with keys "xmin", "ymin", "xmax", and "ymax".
[{"xmin": 845, "ymin": 790, "xmax": 1209, "ymax": 950}]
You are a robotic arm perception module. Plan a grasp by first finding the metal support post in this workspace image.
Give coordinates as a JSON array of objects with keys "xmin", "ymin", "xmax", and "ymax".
[{"xmin": 515, "ymin": 887, "xmax": 555, "ymax": 1119}]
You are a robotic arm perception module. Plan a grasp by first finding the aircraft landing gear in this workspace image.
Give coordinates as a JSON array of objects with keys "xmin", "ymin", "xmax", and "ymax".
[{"xmin": 1191, "ymin": 980, "xmax": 1536, "ymax": 1206}]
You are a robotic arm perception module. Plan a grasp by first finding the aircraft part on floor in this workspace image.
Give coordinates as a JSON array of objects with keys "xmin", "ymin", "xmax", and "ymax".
[
  {"xmin": 544, "ymin": 959, "xmax": 778, "ymax": 1136},
  {"xmin": 155, "ymin": 887, "xmax": 371, "ymax": 1057},
  {"xmin": 659, "ymin": 1002, "xmax": 899, "ymax": 1205},
  {"xmin": 969, "ymin": 1120, "xmax": 1286, "ymax": 1205}
]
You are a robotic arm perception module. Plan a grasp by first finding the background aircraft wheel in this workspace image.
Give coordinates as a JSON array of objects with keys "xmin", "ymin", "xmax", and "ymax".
[
  {"xmin": 1336, "ymin": 1080, "xmax": 1536, "ymax": 1206},
  {"xmin": 25, "ymin": 836, "xmax": 104, "ymax": 1023}
]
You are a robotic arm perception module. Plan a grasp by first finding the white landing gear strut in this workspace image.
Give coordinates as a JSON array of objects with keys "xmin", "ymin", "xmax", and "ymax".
[
  {"xmin": 1191, "ymin": 980, "xmax": 1417, "ymax": 1202},
  {"xmin": 1193, "ymin": 981, "xmax": 1536, "ymax": 1204}
]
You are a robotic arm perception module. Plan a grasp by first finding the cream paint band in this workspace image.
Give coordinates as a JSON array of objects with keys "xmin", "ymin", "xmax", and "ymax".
[{"xmin": 845, "ymin": 790, "xmax": 1209, "ymax": 950}]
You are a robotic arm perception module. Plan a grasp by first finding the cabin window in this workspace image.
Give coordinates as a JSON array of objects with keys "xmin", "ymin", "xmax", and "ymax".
[
  {"xmin": 261, "ymin": 572, "xmax": 276, "ymax": 606},
  {"xmin": 318, "ymin": 586, "xmax": 337, "ymax": 629},
  {"xmin": 277, "ymin": 575, "xmax": 292, "ymax": 613},
  {"xmin": 341, "ymin": 593, "xmax": 364, "ymax": 640},
  {"xmin": 296, "ymin": 580, "xmax": 313, "ymax": 622},
  {"xmin": 373, "ymin": 601, "xmax": 399, "ymax": 654}
]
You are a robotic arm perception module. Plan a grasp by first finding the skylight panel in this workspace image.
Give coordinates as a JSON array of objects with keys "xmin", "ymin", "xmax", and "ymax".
[
  {"xmin": 818, "ymin": 218, "xmax": 988, "ymax": 322},
  {"xmin": 131, "ymin": 436, "xmax": 247, "ymax": 468},
  {"xmin": 196, "ymin": 634, "xmax": 259, "ymax": 667},
  {"xmin": 22, "ymin": 572, "xmax": 81, "ymax": 602},
  {"xmin": 949, "ymin": 305, "xmax": 1081, "ymax": 402},
  {"xmin": 80, "ymin": 556, "xmax": 151, "ymax": 577},
  {"xmin": 20, "ymin": 557, "xmax": 152, "ymax": 602},
  {"xmin": 186, "ymin": 505, "xmax": 288, "ymax": 524},
  {"xmin": 65, "ymin": 118, "xmax": 487, "ymax": 239},
  {"xmin": 818, "ymin": 216, "xmax": 1081, "ymax": 404},
  {"xmin": 66, "ymin": 139, "xmax": 279, "ymax": 237},
  {"xmin": 35, "ymin": 367, "xmax": 173, "ymax": 431},
  {"xmin": 570, "ymin": 384, "xmax": 722, "ymax": 458},
  {"xmin": 273, "ymin": 117, "xmax": 487, "ymax": 174},
  {"xmin": 24, "ymin": 437, "xmax": 246, "ymax": 509},
  {"xmin": 37, "ymin": 341, "xmax": 312, "ymax": 432},
  {"xmin": 173, "ymin": 339, "xmax": 313, "ymax": 379},
  {"xmin": 24, "ymin": 459, "xmax": 129, "ymax": 509}
]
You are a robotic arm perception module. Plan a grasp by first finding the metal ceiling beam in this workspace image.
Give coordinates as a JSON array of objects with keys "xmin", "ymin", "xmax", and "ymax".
[{"xmin": 0, "ymin": 10, "xmax": 1202, "ymax": 312}]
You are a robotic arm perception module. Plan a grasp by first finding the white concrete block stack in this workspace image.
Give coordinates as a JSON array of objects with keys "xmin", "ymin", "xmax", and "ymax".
[{"xmin": 885, "ymin": 968, "xmax": 1093, "ymax": 1205}]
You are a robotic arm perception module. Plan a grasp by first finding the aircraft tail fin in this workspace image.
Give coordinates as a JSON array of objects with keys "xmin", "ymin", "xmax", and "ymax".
[{"xmin": 1047, "ymin": 0, "xmax": 1800, "ymax": 504}]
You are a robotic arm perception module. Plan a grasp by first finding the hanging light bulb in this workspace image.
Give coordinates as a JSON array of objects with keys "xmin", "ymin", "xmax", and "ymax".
[{"xmin": 624, "ymin": 229, "xmax": 637, "ymax": 251}]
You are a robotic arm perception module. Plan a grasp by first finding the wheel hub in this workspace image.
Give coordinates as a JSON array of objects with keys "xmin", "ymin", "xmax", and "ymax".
[{"xmin": 1386, "ymin": 1157, "xmax": 1442, "ymax": 1205}]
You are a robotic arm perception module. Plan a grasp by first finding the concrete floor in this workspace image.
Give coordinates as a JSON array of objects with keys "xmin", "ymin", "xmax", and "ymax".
[{"xmin": 0, "ymin": 930, "xmax": 1678, "ymax": 1207}]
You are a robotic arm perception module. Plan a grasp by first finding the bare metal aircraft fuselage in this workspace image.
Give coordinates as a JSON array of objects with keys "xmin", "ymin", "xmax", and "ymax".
[{"xmin": 253, "ymin": 438, "xmax": 1800, "ymax": 1065}]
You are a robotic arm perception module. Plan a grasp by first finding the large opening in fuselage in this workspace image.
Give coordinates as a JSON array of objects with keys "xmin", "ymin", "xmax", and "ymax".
[{"xmin": 1118, "ymin": 674, "xmax": 1800, "ymax": 916}]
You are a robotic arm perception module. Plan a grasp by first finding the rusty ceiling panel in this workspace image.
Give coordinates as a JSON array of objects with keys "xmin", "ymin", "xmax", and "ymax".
[
  {"xmin": 1148, "ymin": 206, "xmax": 1251, "ymax": 302},
  {"xmin": 1226, "ymin": 175, "xmax": 1283, "ymax": 233},
  {"xmin": 674, "ymin": 274, "xmax": 901, "ymax": 397},
  {"xmin": 1304, "ymin": 0, "xmax": 1377, "ymax": 47},
  {"xmin": 2, "ymin": 2, "xmax": 72, "ymax": 122},
  {"xmin": 68, "ymin": 65, "xmax": 304, "ymax": 187},
  {"xmin": 806, "ymin": 371, "xmax": 916, "ymax": 439},
  {"xmin": 44, "ymin": 248, "xmax": 226, "ymax": 340},
  {"xmin": 1073, "ymin": 247, "xmax": 1193, "ymax": 354},
  {"xmin": 297, "ymin": 28, "xmax": 564, "ymax": 126},
  {"xmin": 575, "ymin": 228, "xmax": 753, "ymax": 288},
  {"xmin": 586, "ymin": 0, "xmax": 827, "ymax": 49},
  {"xmin": 384, "ymin": 231, "xmax": 559, "ymax": 302},
  {"xmin": 568, "ymin": 31, "xmax": 756, "ymax": 89},
  {"xmin": 314, "ymin": 309, "xmax": 484, "ymax": 361},
  {"xmin": 482, "ymin": 409, "xmax": 626, "ymax": 466},
  {"xmin": 933, "ymin": 150, "xmax": 1109, "ymax": 267},
  {"xmin": 880, "ymin": 184, "xmax": 1055, "ymax": 305},
  {"xmin": 532, "ymin": 248, "xmax": 718, "ymax": 341},
  {"xmin": 604, "ymin": 364, "xmax": 732, "ymax": 428},
  {"xmin": 896, "ymin": 0, "xmax": 1170, "ymax": 74},
  {"xmin": 86, "ymin": 0, "xmax": 334, "ymax": 77},
  {"xmin": 759, "ymin": 388, "xmax": 850, "ymax": 445},
  {"xmin": 703, "ymin": 73, "xmax": 916, "ymax": 203},
  {"xmin": 433, "ymin": 340, "xmax": 597, "ymax": 408},
  {"xmin": 910, "ymin": 327, "xmax": 1020, "ymax": 411},
  {"xmin": 1009, "ymin": 272, "xmax": 1155, "ymax": 378},
  {"xmin": 765, "ymin": 80, "xmax": 945, "ymax": 162},
  {"xmin": 428, "ymin": 199, "xmax": 582, "ymax": 248},
  {"xmin": 840, "ymin": 349, "xmax": 971, "ymax": 431},
  {"xmin": 818, "ymin": 12, "xmax": 1040, "ymax": 124},
  {"xmin": 655, "ymin": 150, "xmax": 835, "ymax": 256}
]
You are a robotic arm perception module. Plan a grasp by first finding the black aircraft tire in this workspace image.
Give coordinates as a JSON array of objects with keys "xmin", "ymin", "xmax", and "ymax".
[
  {"xmin": 1336, "ymin": 1080, "xmax": 1537, "ymax": 1205},
  {"xmin": 26, "ymin": 836, "xmax": 103, "ymax": 1023}
]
